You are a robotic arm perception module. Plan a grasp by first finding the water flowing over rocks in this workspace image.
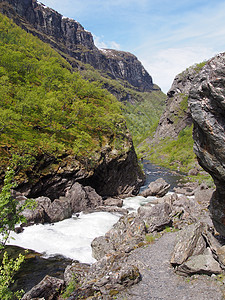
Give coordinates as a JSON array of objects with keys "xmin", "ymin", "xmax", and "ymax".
[
  {"xmin": 19, "ymin": 182, "xmax": 103, "ymax": 225},
  {"xmin": 18, "ymin": 178, "xmax": 225, "ymax": 299},
  {"xmin": 189, "ymin": 52, "xmax": 225, "ymax": 236}
]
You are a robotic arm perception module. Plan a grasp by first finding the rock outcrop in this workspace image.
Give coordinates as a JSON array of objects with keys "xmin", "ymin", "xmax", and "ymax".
[
  {"xmin": 189, "ymin": 52, "xmax": 225, "ymax": 236},
  {"xmin": 20, "ymin": 183, "xmax": 103, "ymax": 224},
  {"xmin": 91, "ymin": 185, "xmax": 208, "ymax": 260},
  {"xmin": 0, "ymin": 0, "xmax": 154, "ymax": 93},
  {"xmin": 11, "ymin": 134, "xmax": 144, "ymax": 200},
  {"xmin": 151, "ymin": 65, "xmax": 199, "ymax": 143},
  {"xmin": 171, "ymin": 222, "xmax": 225, "ymax": 276}
]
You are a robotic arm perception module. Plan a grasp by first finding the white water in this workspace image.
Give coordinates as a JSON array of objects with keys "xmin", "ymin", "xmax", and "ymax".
[
  {"xmin": 8, "ymin": 212, "xmax": 119, "ymax": 263},
  {"xmin": 8, "ymin": 195, "xmax": 158, "ymax": 263}
]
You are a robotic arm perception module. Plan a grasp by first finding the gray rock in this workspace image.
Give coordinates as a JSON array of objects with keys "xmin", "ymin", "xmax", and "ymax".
[
  {"xmin": 171, "ymin": 222, "xmax": 207, "ymax": 265},
  {"xmin": 21, "ymin": 196, "xmax": 51, "ymax": 225},
  {"xmin": 45, "ymin": 198, "xmax": 72, "ymax": 223},
  {"xmin": 91, "ymin": 236, "xmax": 115, "ymax": 261},
  {"xmin": 21, "ymin": 275, "xmax": 64, "ymax": 300},
  {"xmin": 104, "ymin": 197, "xmax": 123, "ymax": 207},
  {"xmin": 138, "ymin": 202, "xmax": 172, "ymax": 232},
  {"xmin": 194, "ymin": 185, "xmax": 214, "ymax": 207},
  {"xmin": 65, "ymin": 182, "xmax": 103, "ymax": 213},
  {"xmin": 64, "ymin": 252, "xmax": 141, "ymax": 298},
  {"xmin": 64, "ymin": 261, "xmax": 90, "ymax": 286},
  {"xmin": 140, "ymin": 178, "xmax": 170, "ymax": 197},
  {"xmin": 188, "ymin": 168, "xmax": 199, "ymax": 176},
  {"xmin": 86, "ymin": 252, "xmax": 141, "ymax": 295},
  {"xmin": 189, "ymin": 52, "xmax": 225, "ymax": 236},
  {"xmin": 216, "ymin": 245, "xmax": 225, "ymax": 268},
  {"xmin": 91, "ymin": 213, "xmax": 146, "ymax": 260},
  {"xmin": 176, "ymin": 253, "xmax": 222, "ymax": 276}
]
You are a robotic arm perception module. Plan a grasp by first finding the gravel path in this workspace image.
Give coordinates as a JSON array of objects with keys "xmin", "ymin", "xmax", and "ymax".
[{"xmin": 117, "ymin": 231, "xmax": 224, "ymax": 300}]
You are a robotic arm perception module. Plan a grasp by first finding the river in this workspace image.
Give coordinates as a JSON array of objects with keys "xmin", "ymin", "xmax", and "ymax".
[{"xmin": 8, "ymin": 161, "xmax": 183, "ymax": 292}]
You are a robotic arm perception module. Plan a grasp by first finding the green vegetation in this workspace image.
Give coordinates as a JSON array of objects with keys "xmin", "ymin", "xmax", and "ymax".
[
  {"xmin": 0, "ymin": 251, "xmax": 25, "ymax": 300},
  {"xmin": 0, "ymin": 13, "xmax": 128, "ymax": 180},
  {"xmin": 62, "ymin": 275, "xmax": 79, "ymax": 299},
  {"xmin": 138, "ymin": 126, "xmax": 195, "ymax": 173},
  {"xmin": 193, "ymin": 61, "xmax": 207, "ymax": 73},
  {"xmin": 0, "ymin": 160, "xmax": 34, "ymax": 299},
  {"xmin": 123, "ymin": 90, "xmax": 166, "ymax": 146},
  {"xmin": 81, "ymin": 63, "xmax": 166, "ymax": 148}
]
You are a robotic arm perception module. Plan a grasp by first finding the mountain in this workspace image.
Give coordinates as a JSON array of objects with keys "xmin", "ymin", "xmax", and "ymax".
[
  {"xmin": 0, "ymin": 13, "xmax": 144, "ymax": 198},
  {"xmin": 0, "ymin": 0, "xmax": 154, "ymax": 93},
  {"xmin": 0, "ymin": 0, "xmax": 166, "ymax": 148}
]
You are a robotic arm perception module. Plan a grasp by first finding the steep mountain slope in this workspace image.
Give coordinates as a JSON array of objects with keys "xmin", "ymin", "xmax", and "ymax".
[
  {"xmin": 0, "ymin": 0, "xmax": 154, "ymax": 93},
  {"xmin": 0, "ymin": 0, "xmax": 166, "ymax": 147},
  {"xmin": 0, "ymin": 13, "xmax": 144, "ymax": 198}
]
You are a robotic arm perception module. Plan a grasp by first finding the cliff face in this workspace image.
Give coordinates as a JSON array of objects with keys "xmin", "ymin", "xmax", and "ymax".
[
  {"xmin": 189, "ymin": 53, "xmax": 225, "ymax": 236},
  {"xmin": 152, "ymin": 67, "xmax": 198, "ymax": 142},
  {"xmin": 18, "ymin": 138, "xmax": 144, "ymax": 200},
  {"xmin": 0, "ymin": 0, "xmax": 154, "ymax": 92}
]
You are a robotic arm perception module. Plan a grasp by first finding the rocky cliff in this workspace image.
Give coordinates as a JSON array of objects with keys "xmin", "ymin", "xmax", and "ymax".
[
  {"xmin": 0, "ymin": 12, "xmax": 144, "ymax": 200},
  {"xmin": 152, "ymin": 65, "xmax": 202, "ymax": 142},
  {"xmin": 189, "ymin": 52, "xmax": 225, "ymax": 236},
  {"xmin": 0, "ymin": 0, "xmax": 154, "ymax": 92}
]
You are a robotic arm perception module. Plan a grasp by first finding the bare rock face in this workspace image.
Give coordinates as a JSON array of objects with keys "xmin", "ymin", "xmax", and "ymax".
[
  {"xmin": 91, "ymin": 213, "xmax": 146, "ymax": 260},
  {"xmin": 151, "ymin": 66, "xmax": 197, "ymax": 143},
  {"xmin": 189, "ymin": 52, "xmax": 225, "ymax": 236},
  {"xmin": 21, "ymin": 275, "xmax": 64, "ymax": 300},
  {"xmin": 138, "ymin": 202, "xmax": 172, "ymax": 232},
  {"xmin": 65, "ymin": 182, "xmax": 103, "ymax": 213}
]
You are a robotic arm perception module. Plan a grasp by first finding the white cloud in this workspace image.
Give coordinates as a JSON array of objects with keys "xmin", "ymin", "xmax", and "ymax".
[
  {"xmin": 93, "ymin": 35, "xmax": 120, "ymax": 50},
  {"xmin": 141, "ymin": 47, "xmax": 216, "ymax": 93}
]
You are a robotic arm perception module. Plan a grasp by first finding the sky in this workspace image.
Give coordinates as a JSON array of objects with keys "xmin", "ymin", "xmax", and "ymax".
[{"xmin": 41, "ymin": 0, "xmax": 225, "ymax": 93}]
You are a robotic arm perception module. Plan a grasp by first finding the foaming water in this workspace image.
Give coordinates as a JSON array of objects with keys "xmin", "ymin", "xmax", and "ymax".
[
  {"xmin": 8, "ymin": 212, "xmax": 120, "ymax": 264},
  {"xmin": 7, "ymin": 161, "xmax": 182, "ymax": 264},
  {"xmin": 123, "ymin": 195, "xmax": 157, "ymax": 212}
]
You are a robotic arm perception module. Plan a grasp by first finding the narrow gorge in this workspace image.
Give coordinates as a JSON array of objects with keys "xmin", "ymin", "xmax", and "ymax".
[{"xmin": 0, "ymin": 1, "xmax": 225, "ymax": 300}]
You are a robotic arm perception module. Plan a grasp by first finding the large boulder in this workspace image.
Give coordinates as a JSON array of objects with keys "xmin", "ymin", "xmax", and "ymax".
[
  {"xmin": 171, "ymin": 222, "xmax": 225, "ymax": 276},
  {"xmin": 91, "ymin": 213, "xmax": 146, "ymax": 260},
  {"xmin": 189, "ymin": 52, "xmax": 225, "ymax": 236},
  {"xmin": 138, "ymin": 202, "xmax": 172, "ymax": 232},
  {"xmin": 140, "ymin": 178, "xmax": 170, "ymax": 198},
  {"xmin": 21, "ymin": 275, "xmax": 64, "ymax": 300},
  {"xmin": 171, "ymin": 222, "xmax": 207, "ymax": 266},
  {"xmin": 176, "ymin": 253, "xmax": 222, "ymax": 276},
  {"xmin": 65, "ymin": 182, "xmax": 103, "ymax": 213},
  {"xmin": 21, "ymin": 183, "xmax": 104, "ymax": 224}
]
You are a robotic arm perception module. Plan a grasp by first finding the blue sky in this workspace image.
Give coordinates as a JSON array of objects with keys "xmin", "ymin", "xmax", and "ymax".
[{"xmin": 41, "ymin": 0, "xmax": 225, "ymax": 93}]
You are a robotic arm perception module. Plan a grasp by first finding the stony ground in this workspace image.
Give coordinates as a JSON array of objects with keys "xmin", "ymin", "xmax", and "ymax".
[{"xmin": 117, "ymin": 231, "xmax": 225, "ymax": 300}]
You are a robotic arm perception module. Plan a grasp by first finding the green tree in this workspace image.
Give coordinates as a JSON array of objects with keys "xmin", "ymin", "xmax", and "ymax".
[{"xmin": 0, "ymin": 159, "xmax": 34, "ymax": 299}]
